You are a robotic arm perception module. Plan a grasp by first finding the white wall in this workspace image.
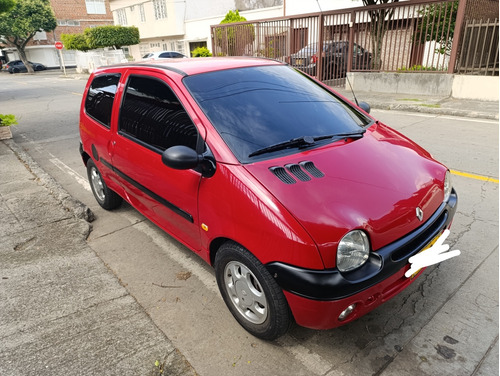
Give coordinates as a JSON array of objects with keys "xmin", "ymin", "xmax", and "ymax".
[
  {"xmin": 452, "ymin": 75, "xmax": 499, "ymax": 101},
  {"xmin": 5, "ymin": 46, "xmax": 76, "ymax": 68},
  {"xmin": 284, "ymin": 0, "xmax": 364, "ymax": 16}
]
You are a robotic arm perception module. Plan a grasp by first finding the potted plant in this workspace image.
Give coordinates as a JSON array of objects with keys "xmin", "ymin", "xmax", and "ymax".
[{"xmin": 0, "ymin": 114, "xmax": 18, "ymax": 140}]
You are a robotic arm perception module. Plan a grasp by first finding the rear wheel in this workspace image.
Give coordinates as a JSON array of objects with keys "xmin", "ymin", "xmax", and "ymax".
[
  {"xmin": 87, "ymin": 159, "xmax": 122, "ymax": 210},
  {"xmin": 214, "ymin": 241, "xmax": 292, "ymax": 340}
]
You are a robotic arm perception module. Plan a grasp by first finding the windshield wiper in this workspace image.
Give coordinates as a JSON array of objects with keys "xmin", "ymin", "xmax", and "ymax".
[
  {"xmin": 249, "ymin": 136, "xmax": 316, "ymax": 158},
  {"xmin": 248, "ymin": 130, "xmax": 366, "ymax": 158}
]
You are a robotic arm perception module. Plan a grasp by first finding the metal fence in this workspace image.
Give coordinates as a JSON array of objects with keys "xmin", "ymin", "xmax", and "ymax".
[
  {"xmin": 211, "ymin": 0, "xmax": 498, "ymax": 85},
  {"xmin": 456, "ymin": 18, "xmax": 499, "ymax": 75}
]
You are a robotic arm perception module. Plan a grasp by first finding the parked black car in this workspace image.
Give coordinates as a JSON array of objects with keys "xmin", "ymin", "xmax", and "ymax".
[
  {"xmin": 5, "ymin": 60, "xmax": 47, "ymax": 73},
  {"xmin": 290, "ymin": 41, "xmax": 371, "ymax": 79}
]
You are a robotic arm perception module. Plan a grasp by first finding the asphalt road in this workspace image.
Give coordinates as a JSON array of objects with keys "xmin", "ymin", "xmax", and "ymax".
[{"xmin": 1, "ymin": 70, "xmax": 498, "ymax": 376}]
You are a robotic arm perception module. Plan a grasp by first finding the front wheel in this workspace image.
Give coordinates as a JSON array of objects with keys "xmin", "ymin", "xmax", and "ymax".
[
  {"xmin": 87, "ymin": 159, "xmax": 122, "ymax": 210},
  {"xmin": 214, "ymin": 241, "xmax": 292, "ymax": 340}
]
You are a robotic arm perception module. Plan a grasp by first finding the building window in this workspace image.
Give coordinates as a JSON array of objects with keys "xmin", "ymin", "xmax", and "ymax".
[
  {"xmin": 153, "ymin": 0, "xmax": 167, "ymax": 20},
  {"xmin": 85, "ymin": 0, "xmax": 106, "ymax": 15},
  {"xmin": 57, "ymin": 19, "xmax": 81, "ymax": 26},
  {"xmin": 33, "ymin": 31, "xmax": 47, "ymax": 41},
  {"xmin": 116, "ymin": 9, "xmax": 127, "ymax": 26},
  {"xmin": 139, "ymin": 4, "xmax": 146, "ymax": 22},
  {"xmin": 176, "ymin": 41, "xmax": 185, "ymax": 55}
]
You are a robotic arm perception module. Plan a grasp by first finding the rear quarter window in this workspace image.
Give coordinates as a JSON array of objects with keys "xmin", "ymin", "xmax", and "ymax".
[{"xmin": 85, "ymin": 74, "xmax": 121, "ymax": 128}]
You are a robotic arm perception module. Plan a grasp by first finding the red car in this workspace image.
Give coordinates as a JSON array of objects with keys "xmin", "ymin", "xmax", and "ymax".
[{"xmin": 79, "ymin": 57, "xmax": 457, "ymax": 340}]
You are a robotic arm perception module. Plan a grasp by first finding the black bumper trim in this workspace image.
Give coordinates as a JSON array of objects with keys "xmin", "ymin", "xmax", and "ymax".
[{"xmin": 266, "ymin": 190, "xmax": 458, "ymax": 301}]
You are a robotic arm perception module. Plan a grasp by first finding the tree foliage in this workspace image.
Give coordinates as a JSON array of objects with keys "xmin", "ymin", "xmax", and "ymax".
[
  {"xmin": 0, "ymin": 0, "xmax": 15, "ymax": 14},
  {"xmin": 216, "ymin": 10, "xmax": 255, "ymax": 56},
  {"xmin": 84, "ymin": 25, "xmax": 140, "ymax": 50},
  {"xmin": 191, "ymin": 46, "xmax": 212, "ymax": 57},
  {"xmin": 61, "ymin": 26, "xmax": 140, "ymax": 52},
  {"xmin": 220, "ymin": 9, "xmax": 247, "ymax": 25},
  {"xmin": 61, "ymin": 33, "xmax": 91, "ymax": 52},
  {"xmin": 415, "ymin": 0, "xmax": 458, "ymax": 55},
  {"xmin": 0, "ymin": 0, "xmax": 56, "ymax": 73}
]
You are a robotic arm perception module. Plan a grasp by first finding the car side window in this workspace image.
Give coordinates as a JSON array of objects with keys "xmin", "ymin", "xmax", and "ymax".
[
  {"xmin": 119, "ymin": 75, "xmax": 198, "ymax": 152},
  {"xmin": 159, "ymin": 52, "xmax": 170, "ymax": 58},
  {"xmin": 85, "ymin": 73, "xmax": 121, "ymax": 128}
]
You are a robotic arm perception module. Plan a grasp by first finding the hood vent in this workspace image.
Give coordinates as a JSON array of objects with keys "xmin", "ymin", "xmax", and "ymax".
[
  {"xmin": 299, "ymin": 161, "xmax": 324, "ymax": 178},
  {"xmin": 270, "ymin": 161, "xmax": 325, "ymax": 184}
]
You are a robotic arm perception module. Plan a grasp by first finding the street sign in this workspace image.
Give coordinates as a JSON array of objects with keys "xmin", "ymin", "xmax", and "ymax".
[{"xmin": 55, "ymin": 41, "xmax": 63, "ymax": 50}]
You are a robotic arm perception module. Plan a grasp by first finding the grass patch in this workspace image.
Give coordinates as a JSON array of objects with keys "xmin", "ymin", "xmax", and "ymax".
[{"xmin": 419, "ymin": 103, "xmax": 441, "ymax": 108}]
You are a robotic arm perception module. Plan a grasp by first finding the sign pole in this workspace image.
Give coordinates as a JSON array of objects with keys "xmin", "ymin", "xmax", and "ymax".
[{"xmin": 55, "ymin": 41, "xmax": 66, "ymax": 76}]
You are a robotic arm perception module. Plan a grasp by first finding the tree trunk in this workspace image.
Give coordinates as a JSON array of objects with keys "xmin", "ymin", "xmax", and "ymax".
[{"xmin": 17, "ymin": 47, "xmax": 34, "ymax": 74}]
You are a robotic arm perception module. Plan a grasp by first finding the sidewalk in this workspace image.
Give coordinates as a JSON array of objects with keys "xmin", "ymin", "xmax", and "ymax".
[
  {"xmin": 334, "ymin": 87, "xmax": 499, "ymax": 120},
  {"xmin": 0, "ymin": 139, "xmax": 197, "ymax": 376}
]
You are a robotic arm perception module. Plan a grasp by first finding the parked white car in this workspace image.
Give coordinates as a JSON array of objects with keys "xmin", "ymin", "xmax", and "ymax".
[{"xmin": 142, "ymin": 51, "xmax": 187, "ymax": 60}]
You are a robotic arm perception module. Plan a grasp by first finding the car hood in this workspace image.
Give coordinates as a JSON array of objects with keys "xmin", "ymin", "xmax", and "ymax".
[{"xmin": 244, "ymin": 122, "xmax": 447, "ymax": 268}]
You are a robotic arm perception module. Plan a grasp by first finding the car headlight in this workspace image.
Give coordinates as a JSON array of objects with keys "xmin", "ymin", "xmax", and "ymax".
[
  {"xmin": 337, "ymin": 230, "xmax": 370, "ymax": 272},
  {"xmin": 444, "ymin": 170, "xmax": 452, "ymax": 203}
]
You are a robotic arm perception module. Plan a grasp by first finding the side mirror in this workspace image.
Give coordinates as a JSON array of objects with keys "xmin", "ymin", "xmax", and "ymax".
[
  {"xmin": 358, "ymin": 101, "xmax": 371, "ymax": 114},
  {"xmin": 162, "ymin": 145, "xmax": 216, "ymax": 178}
]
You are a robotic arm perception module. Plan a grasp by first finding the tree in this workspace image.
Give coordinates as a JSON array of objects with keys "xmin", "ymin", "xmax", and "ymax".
[
  {"xmin": 0, "ymin": 0, "xmax": 56, "ymax": 73},
  {"xmin": 0, "ymin": 0, "xmax": 15, "ymax": 14},
  {"xmin": 359, "ymin": 0, "xmax": 399, "ymax": 70}
]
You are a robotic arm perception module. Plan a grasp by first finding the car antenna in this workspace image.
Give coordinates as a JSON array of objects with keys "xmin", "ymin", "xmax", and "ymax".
[
  {"xmin": 345, "ymin": 73, "xmax": 359, "ymax": 107},
  {"xmin": 315, "ymin": 0, "xmax": 323, "ymax": 12}
]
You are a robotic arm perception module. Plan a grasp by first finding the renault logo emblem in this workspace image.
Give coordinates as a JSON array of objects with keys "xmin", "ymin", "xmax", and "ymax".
[{"xmin": 416, "ymin": 207, "xmax": 424, "ymax": 221}]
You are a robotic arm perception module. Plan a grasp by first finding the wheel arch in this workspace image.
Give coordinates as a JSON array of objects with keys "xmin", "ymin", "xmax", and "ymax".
[
  {"xmin": 209, "ymin": 236, "xmax": 235, "ymax": 266},
  {"xmin": 80, "ymin": 145, "xmax": 91, "ymax": 166}
]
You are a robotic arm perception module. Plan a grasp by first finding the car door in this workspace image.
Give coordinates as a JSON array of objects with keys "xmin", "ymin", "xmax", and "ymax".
[{"xmin": 110, "ymin": 71, "xmax": 203, "ymax": 250}]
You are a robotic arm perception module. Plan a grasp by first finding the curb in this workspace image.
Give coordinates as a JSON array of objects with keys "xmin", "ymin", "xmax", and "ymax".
[
  {"xmin": 370, "ymin": 101, "xmax": 499, "ymax": 120},
  {"xmin": 3, "ymin": 139, "xmax": 95, "ymax": 223}
]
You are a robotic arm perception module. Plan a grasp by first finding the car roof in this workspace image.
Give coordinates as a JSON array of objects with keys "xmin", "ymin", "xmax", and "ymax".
[{"xmin": 100, "ymin": 57, "xmax": 285, "ymax": 77}]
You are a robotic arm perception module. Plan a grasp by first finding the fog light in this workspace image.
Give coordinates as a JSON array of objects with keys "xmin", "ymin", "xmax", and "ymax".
[{"xmin": 338, "ymin": 303, "xmax": 357, "ymax": 321}]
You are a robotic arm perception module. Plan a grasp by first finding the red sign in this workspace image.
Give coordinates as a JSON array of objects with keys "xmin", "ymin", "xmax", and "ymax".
[{"xmin": 55, "ymin": 41, "xmax": 63, "ymax": 50}]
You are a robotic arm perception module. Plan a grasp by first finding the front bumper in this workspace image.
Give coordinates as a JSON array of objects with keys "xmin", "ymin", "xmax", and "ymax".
[{"xmin": 266, "ymin": 189, "xmax": 458, "ymax": 329}]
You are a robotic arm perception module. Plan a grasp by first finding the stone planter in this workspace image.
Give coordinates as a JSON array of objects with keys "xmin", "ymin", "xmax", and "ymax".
[{"xmin": 0, "ymin": 126, "xmax": 12, "ymax": 140}]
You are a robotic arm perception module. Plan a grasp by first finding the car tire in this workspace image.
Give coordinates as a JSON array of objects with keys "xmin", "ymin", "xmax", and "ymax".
[
  {"xmin": 12, "ymin": 68, "xmax": 19, "ymax": 73},
  {"xmin": 87, "ymin": 159, "xmax": 122, "ymax": 210},
  {"xmin": 214, "ymin": 241, "xmax": 292, "ymax": 340}
]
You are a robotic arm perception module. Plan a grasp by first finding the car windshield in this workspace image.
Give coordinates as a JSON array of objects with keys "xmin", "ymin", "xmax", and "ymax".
[
  {"xmin": 183, "ymin": 65, "xmax": 372, "ymax": 163},
  {"xmin": 297, "ymin": 44, "xmax": 323, "ymax": 54}
]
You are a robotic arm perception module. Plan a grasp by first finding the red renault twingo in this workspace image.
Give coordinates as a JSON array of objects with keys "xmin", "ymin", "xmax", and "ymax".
[{"xmin": 79, "ymin": 57, "xmax": 458, "ymax": 340}]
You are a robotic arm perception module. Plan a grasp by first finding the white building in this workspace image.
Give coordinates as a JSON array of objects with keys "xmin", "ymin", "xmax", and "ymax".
[{"xmin": 108, "ymin": 0, "xmax": 364, "ymax": 61}]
